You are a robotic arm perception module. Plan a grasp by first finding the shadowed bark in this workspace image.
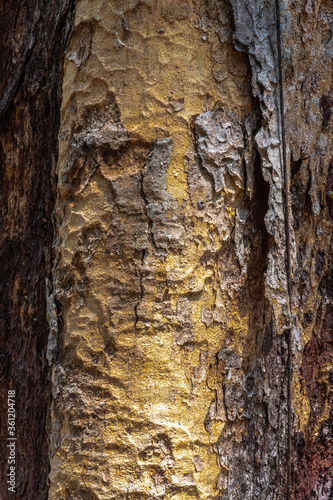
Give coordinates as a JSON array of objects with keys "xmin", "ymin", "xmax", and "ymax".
[{"xmin": 0, "ymin": 2, "xmax": 73, "ymax": 498}]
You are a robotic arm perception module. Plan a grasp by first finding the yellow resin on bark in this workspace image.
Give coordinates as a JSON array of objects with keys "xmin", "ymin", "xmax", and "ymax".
[{"xmin": 49, "ymin": 1, "xmax": 255, "ymax": 498}]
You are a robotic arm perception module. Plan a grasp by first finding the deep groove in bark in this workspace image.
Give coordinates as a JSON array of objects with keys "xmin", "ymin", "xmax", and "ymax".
[{"xmin": 275, "ymin": 0, "xmax": 293, "ymax": 495}]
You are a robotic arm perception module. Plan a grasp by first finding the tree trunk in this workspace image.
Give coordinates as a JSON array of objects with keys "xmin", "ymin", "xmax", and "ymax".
[
  {"xmin": 0, "ymin": 1, "xmax": 73, "ymax": 499},
  {"xmin": 1, "ymin": 1, "xmax": 332, "ymax": 499}
]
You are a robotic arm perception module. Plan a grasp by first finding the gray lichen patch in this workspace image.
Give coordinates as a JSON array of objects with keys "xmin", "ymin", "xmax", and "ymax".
[
  {"xmin": 142, "ymin": 138, "xmax": 185, "ymax": 253},
  {"xmin": 229, "ymin": 0, "xmax": 291, "ymax": 323},
  {"xmin": 194, "ymin": 109, "xmax": 245, "ymax": 194}
]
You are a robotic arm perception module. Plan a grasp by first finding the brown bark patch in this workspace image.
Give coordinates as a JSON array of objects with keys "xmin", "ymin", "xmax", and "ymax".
[
  {"xmin": 0, "ymin": 1, "xmax": 74, "ymax": 498},
  {"xmin": 295, "ymin": 276, "xmax": 333, "ymax": 498}
]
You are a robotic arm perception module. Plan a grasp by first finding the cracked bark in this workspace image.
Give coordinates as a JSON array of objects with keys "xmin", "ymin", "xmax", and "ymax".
[{"xmin": 1, "ymin": 0, "xmax": 332, "ymax": 499}]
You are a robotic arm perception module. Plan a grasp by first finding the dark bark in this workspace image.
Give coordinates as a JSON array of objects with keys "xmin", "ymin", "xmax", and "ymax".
[{"xmin": 0, "ymin": 1, "xmax": 73, "ymax": 498}]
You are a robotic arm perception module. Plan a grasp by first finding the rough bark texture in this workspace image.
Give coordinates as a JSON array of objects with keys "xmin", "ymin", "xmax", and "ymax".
[
  {"xmin": 0, "ymin": 1, "xmax": 73, "ymax": 499},
  {"xmin": 47, "ymin": 0, "xmax": 332, "ymax": 498},
  {"xmin": 1, "ymin": 0, "xmax": 332, "ymax": 499},
  {"xmin": 47, "ymin": 0, "xmax": 304, "ymax": 498},
  {"xmin": 285, "ymin": 1, "xmax": 333, "ymax": 497}
]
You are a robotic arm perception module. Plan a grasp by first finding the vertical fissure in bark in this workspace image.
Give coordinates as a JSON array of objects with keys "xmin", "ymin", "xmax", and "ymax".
[{"xmin": 275, "ymin": 0, "xmax": 293, "ymax": 495}]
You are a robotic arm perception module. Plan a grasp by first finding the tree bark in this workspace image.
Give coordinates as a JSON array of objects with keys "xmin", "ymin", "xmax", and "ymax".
[
  {"xmin": 1, "ymin": 1, "xmax": 332, "ymax": 499},
  {"xmin": 0, "ymin": 1, "xmax": 73, "ymax": 499}
]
